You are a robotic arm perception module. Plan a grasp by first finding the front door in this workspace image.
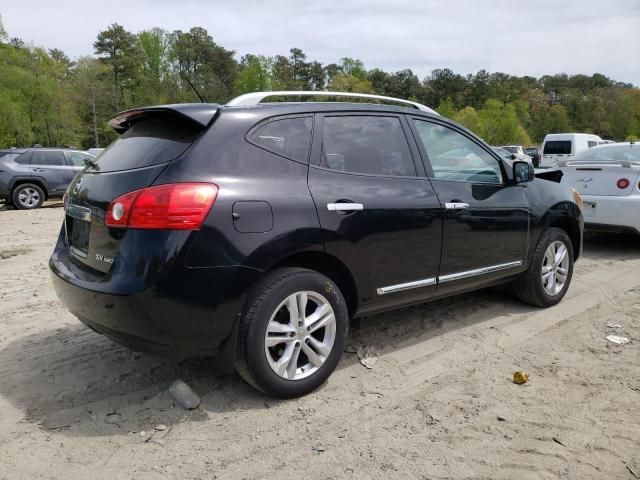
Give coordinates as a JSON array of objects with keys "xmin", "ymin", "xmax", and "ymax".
[
  {"xmin": 308, "ymin": 113, "xmax": 443, "ymax": 315},
  {"xmin": 409, "ymin": 118, "xmax": 530, "ymax": 295}
]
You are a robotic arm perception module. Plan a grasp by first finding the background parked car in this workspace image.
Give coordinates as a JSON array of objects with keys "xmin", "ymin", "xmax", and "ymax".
[
  {"xmin": 492, "ymin": 146, "xmax": 533, "ymax": 165},
  {"xmin": 524, "ymin": 146, "xmax": 541, "ymax": 167},
  {"xmin": 0, "ymin": 147, "xmax": 94, "ymax": 209},
  {"xmin": 540, "ymin": 133, "xmax": 602, "ymax": 168},
  {"xmin": 559, "ymin": 142, "xmax": 640, "ymax": 234}
]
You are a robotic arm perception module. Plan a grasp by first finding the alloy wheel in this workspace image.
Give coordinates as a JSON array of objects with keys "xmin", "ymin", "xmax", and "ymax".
[
  {"xmin": 18, "ymin": 188, "xmax": 40, "ymax": 208},
  {"xmin": 264, "ymin": 291, "xmax": 336, "ymax": 381},
  {"xmin": 541, "ymin": 240, "xmax": 570, "ymax": 296}
]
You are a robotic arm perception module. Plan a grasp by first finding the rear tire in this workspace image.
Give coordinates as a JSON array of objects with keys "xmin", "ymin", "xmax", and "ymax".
[
  {"xmin": 235, "ymin": 267, "xmax": 348, "ymax": 398},
  {"xmin": 12, "ymin": 183, "xmax": 44, "ymax": 210},
  {"xmin": 515, "ymin": 227, "xmax": 574, "ymax": 307}
]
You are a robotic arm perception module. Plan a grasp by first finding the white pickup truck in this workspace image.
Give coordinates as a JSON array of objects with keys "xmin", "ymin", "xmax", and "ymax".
[{"xmin": 559, "ymin": 142, "xmax": 640, "ymax": 234}]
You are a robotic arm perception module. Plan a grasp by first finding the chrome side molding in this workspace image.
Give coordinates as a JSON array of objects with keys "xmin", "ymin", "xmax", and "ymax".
[
  {"xmin": 438, "ymin": 261, "xmax": 523, "ymax": 284},
  {"xmin": 376, "ymin": 261, "xmax": 523, "ymax": 295},
  {"xmin": 376, "ymin": 277, "xmax": 437, "ymax": 295}
]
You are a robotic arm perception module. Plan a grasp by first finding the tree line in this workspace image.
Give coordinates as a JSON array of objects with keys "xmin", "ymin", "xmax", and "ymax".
[{"xmin": 1, "ymin": 18, "xmax": 639, "ymax": 150}]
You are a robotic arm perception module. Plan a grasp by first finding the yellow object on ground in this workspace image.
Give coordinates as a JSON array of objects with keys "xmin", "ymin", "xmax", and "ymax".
[{"xmin": 513, "ymin": 371, "xmax": 530, "ymax": 384}]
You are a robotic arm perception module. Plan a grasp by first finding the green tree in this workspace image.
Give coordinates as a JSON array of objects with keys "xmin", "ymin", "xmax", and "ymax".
[
  {"xmin": 328, "ymin": 74, "xmax": 374, "ymax": 93},
  {"xmin": 235, "ymin": 55, "xmax": 274, "ymax": 94},
  {"xmin": 94, "ymin": 23, "xmax": 141, "ymax": 110}
]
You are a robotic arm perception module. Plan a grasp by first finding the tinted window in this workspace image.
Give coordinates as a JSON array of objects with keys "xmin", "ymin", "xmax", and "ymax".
[
  {"xmin": 93, "ymin": 113, "xmax": 202, "ymax": 173},
  {"xmin": 31, "ymin": 151, "xmax": 66, "ymax": 166},
  {"xmin": 67, "ymin": 151, "xmax": 93, "ymax": 167},
  {"xmin": 248, "ymin": 116, "xmax": 312, "ymax": 163},
  {"xmin": 413, "ymin": 120, "xmax": 502, "ymax": 183},
  {"xmin": 322, "ymin": 116, "xmax": 415, "ymax": 176},
  {"xmin": 543, "ymin": 140, "xmax": 572, "ymax": 154},
  {"xmin": 14, "ymin": 152, "xmax": 32, "ymax": 165},
  {"xmin": 503, "ymin": 146, "xmax": 518, "ymax": 154},
  {"xmin": 587, "ymin": 140, "xmax": 598, "ymax": 148}
]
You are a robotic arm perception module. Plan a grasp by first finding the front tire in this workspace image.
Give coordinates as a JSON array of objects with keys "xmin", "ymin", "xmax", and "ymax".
[
  {"xmin": 12, "ymin": 183, "xmax": 44, "ymax": 210},
  {"xmin": 235, "ymin": 267, "xmax": 348, "ymax": 398},
  {"xmin": 516, "ymin": 227, "xmax": 574, "ymax": 307}
]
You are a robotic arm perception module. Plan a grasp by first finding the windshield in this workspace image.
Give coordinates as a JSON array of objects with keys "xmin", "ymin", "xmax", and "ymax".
[
  {"xmin": 91, "ymin": 113, "xmax": 203, "ymax": 173},
  {"xmin": 502, "ymin": 146, "xmax": 518, "ymax": 154},
  {"xmin": 573, "ymin": 144, "xmax": 640, "ymax": 162}
]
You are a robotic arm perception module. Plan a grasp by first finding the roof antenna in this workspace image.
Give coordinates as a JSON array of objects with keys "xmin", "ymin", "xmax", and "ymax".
[{"xmin": 181, "ymin": 73, "xmax": 206, "ymax": 103}]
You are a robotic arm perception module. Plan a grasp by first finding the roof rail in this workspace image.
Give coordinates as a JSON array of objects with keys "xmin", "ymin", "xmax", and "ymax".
[{"xmin": 226, "ymin": 91, "xmax": 438, "ymax": 114}]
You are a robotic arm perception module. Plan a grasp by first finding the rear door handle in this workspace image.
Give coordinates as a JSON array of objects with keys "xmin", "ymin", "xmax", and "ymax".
[
  {"xmin": 327, "ymin": 203, "xmax": 364, "ymax": 212},
  {"xmin": 445, "ymin": 202, "xmax": 469, "ymax": 210},
  {"xmin": 32, "ymin": 168, "xmax": 45, "ymax": 172}
]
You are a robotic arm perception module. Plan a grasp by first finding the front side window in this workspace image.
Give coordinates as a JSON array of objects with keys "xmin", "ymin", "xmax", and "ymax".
[
  {"xmin": 248, "ymin": 116, "xmax": 313, "ymax": 163},
  {"xmin": 67, "ymin": 151, "xmax": 93, "ymax": 167},
  {"xmin": 14, "ymin": 152, "xmax": 32, "ymax": 165},
  {"xmin": 31, "ymin": 151, "xmax": 66, "ymax": 166},
  {"xmin": 412, "ymin": 120, "xmax": 502, "ymax": 184},
  {"xmin": 322, "ymin": 116, "xmax": 415, "ymax": 176}
]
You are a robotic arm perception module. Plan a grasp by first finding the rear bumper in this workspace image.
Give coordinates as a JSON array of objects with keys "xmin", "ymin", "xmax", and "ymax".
[
  {"xmin": 581, "ymin": 194, "xmax": 640, "ymax": 233},
  {"xmin": 50, "ymin": 234, "xmax": 262, "ymax": 358}
]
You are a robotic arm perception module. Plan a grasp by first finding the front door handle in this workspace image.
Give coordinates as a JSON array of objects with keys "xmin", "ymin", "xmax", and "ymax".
[
  {"xmin": 445, "ymin": 202, "xmax": 470, "ymax": 210},
  {"xmin": 32, "ymin": 168, "xmax": 45, "ymax": 172},
  {"xmin": 327, "ymin": 202, "xmax": 364, "ymax": 212}
]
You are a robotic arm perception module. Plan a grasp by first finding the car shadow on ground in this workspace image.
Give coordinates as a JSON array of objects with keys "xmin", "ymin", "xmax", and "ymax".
[
  {"xmin": 0, "ymin": 287, "xmax": 530, "ymax": 437},
  {"xmin": 0, "ymin": 201, "xmax": 63, "ymax": 212},
  {"xmin": 0, "ymin": 232, "xmax": 636, "ymax": 438}
]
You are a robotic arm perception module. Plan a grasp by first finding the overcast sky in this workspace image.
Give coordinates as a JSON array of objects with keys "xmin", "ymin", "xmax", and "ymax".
[{"xmin": 2, "ymin": 0, "xmax": 639, "ymax": 85}]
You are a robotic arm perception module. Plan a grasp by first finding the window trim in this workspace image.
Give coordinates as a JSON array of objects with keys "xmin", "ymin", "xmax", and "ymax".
[
  {"xmin": 312, "ymin": 111, "xmax": 423, "ymax": 179},
  {"xmin": 407, "ymin": 116, "xmax": 506, "ymax": 185},
  {"xmin": 245, "ymin": 114, "xmax": 314, "ymax": 165}
]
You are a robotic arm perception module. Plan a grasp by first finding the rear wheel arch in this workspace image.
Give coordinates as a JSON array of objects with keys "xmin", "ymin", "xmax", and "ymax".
[
  {"xmin": 268, "ymin": 251, "xmax": 358, "ymax": 318},
  {"xmin": 11, "ymin": 178, "xmax": 49, "ymax": 200}
]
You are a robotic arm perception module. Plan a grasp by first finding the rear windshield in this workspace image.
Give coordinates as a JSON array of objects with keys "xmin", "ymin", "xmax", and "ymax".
[
  {"xmin": 92, "ymin": 113, "xmax": 202, "ymax": 172},
  {"xmin": 573, "ymin": 144, "xmax": 640, "ymax": 162},
  {"xmin": 543, "ymin": 140, "xmax": 572, "ymax": 155}
]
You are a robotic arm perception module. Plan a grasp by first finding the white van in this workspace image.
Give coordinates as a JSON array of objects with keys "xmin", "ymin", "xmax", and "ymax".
[{"xmin": 540, "ymin": 133, "xmax": 603, "ymax": 167}]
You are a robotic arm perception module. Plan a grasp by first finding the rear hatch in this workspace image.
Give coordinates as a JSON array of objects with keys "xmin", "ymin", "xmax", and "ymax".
[
  {"xmin": 542, "ymin": 140, "xmax": 572, "ymax": 166},
  {"xmin": 64, "ymin": 105, "xmax": 217, "ymax": 273},
  {"xmin": 560, "ymin": 162, "xmax": 640, "ymax": 196}
]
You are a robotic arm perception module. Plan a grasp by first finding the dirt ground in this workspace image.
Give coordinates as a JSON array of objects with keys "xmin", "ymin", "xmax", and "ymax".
[{"xmin": 0, "ymin": 202, "xmax": 639, "ymax": 480}]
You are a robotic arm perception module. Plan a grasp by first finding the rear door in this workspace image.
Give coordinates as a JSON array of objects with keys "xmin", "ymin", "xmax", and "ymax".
[
  {"xmin": 308, "ymin": 113, "xmax": 442, "ymax": 314},
  {"xmin": 30, "ymin": 150, "xmax": 71, "ymax": 195},
  {"xmin": 409, "ymin": 117, "xmax": 529, "ymax": 295}
]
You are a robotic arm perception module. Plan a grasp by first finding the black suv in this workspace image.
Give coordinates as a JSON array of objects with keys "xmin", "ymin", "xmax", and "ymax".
[
  {"xmin": 49, "ymin": 92, "xmax": 583, "ymax": 398},
  {"xmin": 0, "ymin": 148, "xmax": 95, "ymax": 209}
]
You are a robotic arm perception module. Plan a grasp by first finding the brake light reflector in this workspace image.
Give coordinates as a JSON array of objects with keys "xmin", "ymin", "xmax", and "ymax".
[
  {"xmin": 105, "ymin": 183, "xmax": 218, "ymax": 230},
  {"xmin": 616, "ymin": 178, "xmax": 630, "ymax": 189}
]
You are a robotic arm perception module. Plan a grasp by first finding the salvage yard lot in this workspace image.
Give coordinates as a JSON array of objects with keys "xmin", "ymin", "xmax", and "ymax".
[{"xmin": 0, "ymin": 203, "xmax": 639, "ymax": 479}]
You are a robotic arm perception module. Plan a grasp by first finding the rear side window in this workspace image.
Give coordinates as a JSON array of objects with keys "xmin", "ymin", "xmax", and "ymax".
[
  {"xmin": 587, "ymin": 140, "xmax": 598, "ymax": 148},
  {"xmin": 93, "ymin": 113, "xmax": 202, "ymax": 173},
  {"xmin": 248, "ymin": 116, "xmax": 313, "ymax": 163},
  {"xmin": 544, "ymin": 141, "xmax": 572, "ymax": 154},
  {"xmin": 31, "ymin": 151, "xmax": 66, "ymax": 166},
  {"xmin": 14, "ymin": 152, "xmax": 32, "ymax": 165},
  {"xmin": 322, "ymin": 116, "xmax": 415, "ymax": 176}
]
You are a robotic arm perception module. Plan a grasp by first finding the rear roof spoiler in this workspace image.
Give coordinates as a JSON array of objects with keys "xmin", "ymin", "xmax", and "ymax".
[{"xmin": 109, "ymin": 103, "xmax": 219, "ymax": 133}]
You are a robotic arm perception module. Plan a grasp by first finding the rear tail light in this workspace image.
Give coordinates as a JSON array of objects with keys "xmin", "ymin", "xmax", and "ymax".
[
  {"xmin": 616, "ymin": 178, "xmax": 630, "ymax": 189},
  {"xmin": 105, "ymin": 183, "xmax": 218, "ymax": 230}
]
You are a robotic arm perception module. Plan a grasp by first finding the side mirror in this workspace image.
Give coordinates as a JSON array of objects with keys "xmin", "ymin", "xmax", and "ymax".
[
  {"xmin": 510, "ymin": 153, "xmax": 517, "ymax": 160},
  {"xmin": 513, "ymin": 161, "xmax": 534, "ymax": 183}
]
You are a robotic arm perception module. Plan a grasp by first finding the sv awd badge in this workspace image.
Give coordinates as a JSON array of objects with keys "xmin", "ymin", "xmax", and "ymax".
[{"xmin": 95, "ymin": 253, "xmax": 114, "ymax": 264}]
